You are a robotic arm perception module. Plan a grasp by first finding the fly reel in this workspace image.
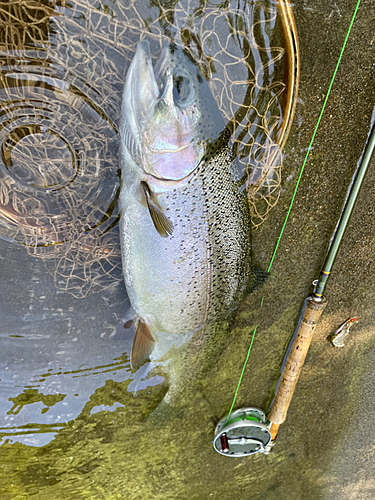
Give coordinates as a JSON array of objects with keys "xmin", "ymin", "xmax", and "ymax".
[{"xmin": 213, "ymin": 407, "xmax": 272, "ymax": 457}]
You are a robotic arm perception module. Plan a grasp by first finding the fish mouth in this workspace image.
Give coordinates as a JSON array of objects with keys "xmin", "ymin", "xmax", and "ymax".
[
  {"xmin": 121, "ymin": 41, "xmax": 203, "ymax": 181},
  {"xmin": 121, "ymin": 40, "xmax": 159, "ymax": 166}
]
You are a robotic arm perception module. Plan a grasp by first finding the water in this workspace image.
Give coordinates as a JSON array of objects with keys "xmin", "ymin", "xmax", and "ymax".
[
  {"xmin": 0, "ymin": 0, "xmax": 286, "ymax": 446},
  {"xmin": 1, "ymin": 0, "xmax": 375, "ymax": 499}
]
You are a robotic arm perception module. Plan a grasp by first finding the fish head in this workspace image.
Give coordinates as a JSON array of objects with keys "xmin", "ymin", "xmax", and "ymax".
[{"xmin": 121, "ymin": 41, "xmax": 225, "ymax": 181}]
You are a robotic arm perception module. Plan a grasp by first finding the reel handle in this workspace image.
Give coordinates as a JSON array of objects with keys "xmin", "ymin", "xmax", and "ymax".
[{"xmin": 267, "ymin": 296, "xmax": 327, "ymax": 429}]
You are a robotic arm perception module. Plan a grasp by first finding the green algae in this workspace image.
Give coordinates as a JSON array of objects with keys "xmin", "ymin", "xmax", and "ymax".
[{"xmin": 7, "ymin": 390, "xmax": 67, "ymax": 416}]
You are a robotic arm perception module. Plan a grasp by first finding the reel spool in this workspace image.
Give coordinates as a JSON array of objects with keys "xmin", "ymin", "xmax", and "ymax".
[{"xmin": 213, "ymin": 407, "xmax": 272, "ymax": 457}]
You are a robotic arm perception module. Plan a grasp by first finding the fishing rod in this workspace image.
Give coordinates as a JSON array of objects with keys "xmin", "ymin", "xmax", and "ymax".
[
  {"xmin": 215, "ymin": 119, "xmax": 375, "ymax": 455},
  {"xmin": 213, "ymin": 116, "xmax": 375, "ymax": 457},
  {"xmin": 212, "ymin": 0, "xmax": 364, "ymax": 458}
]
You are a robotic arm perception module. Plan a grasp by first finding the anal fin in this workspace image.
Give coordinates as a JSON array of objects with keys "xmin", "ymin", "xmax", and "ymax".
[{"xmin": 131, "ymin": 320, "xmax": 155, "ymax": 370}]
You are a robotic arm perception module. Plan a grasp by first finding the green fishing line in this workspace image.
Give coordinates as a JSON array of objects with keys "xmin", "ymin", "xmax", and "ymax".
[
  {"xmin": 268, "ymin": 0, "xmax": 362, "ymax": 273},
  {"xmin": 227, "ymin": 0, "xmax": 362, "ymax": 419},
  {"xmin": 226, "ymin": 326, "xmax": 257, "ymax": 422}
]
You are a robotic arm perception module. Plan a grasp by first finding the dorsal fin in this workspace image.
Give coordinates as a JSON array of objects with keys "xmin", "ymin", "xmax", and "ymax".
[
  {"xmin": 141, "ymin": 181, "xmax": 173, "ymax": 238},
  {"xmin": 130, "ymin": 320, "xmax": 155, "ymax": 370}
]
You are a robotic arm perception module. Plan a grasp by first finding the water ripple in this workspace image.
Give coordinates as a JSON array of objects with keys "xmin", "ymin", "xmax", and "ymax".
[
  {"xmin": 0, "ymin": 1, "xmax": 127, "ymax": 297},
  {"xmin": 0, "ymin": 0, "xmax": 287, "ymax": 299}
]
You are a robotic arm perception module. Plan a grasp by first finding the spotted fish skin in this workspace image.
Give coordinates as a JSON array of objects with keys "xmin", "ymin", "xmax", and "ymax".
[
  {"xmin": 120, "ymin": 146, "xmax": 252, "ymax": 336},
  {"xmin": 119, "ymin": 41, "xmax": 253, "ymax": 364}
]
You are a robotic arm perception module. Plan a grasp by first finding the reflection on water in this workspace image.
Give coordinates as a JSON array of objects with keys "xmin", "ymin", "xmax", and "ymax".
[
  {"xmin": 0, "ymin": 0, "xmax": 124, "ymax": 298},
  {"xmin": 0, "ymin": 0, "xmax": 286, "ymax": 288},
  {"xmin": 0, "ymin": 0, "xmax": 289, "ymax": 495},
  {"xmin": 0, "ymin": 239, "xmax": 125, "ymax": 447},
  {"xmin": 0, "ymin": 239, "xmax": 166, "ymax": 447}
]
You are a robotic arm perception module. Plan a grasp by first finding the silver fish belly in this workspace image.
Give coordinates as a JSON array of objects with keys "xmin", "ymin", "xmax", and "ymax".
[
  {"xmin": 119, "ymin": 41, "xmax": 253, "ymax": 368},
  {"xmin": 120, "ymin": 147, "xmax": 252, "ymax": 334}
]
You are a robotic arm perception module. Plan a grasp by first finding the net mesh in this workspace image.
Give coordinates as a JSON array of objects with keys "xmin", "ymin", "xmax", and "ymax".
[{"xmin": 0, "ymin": 0, "xmax": 288, "ymax": 297}]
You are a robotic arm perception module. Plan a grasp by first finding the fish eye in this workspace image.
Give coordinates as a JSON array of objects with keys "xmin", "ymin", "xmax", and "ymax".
[{"xmin": 173, "ymin": 75, "xmax": 195, "ymax": 108}]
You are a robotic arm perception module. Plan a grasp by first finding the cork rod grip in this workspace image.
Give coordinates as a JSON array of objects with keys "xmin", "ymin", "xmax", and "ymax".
[{"xmin": 267, "ymin": 297, "xmax": 327, "ymax": 426}]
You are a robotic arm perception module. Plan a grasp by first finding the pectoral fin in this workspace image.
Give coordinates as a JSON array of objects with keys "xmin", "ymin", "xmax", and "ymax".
[
  {"xmin": 131, "ymin": 320, "xmax": 155, "ymax": 370},
  {"xmin": 141, "ymin": 181, "xmax": 173, "ymax": 237}
]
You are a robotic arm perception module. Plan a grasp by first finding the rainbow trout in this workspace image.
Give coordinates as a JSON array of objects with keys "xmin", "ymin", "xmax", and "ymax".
[{"xmin": 119, "ymin": 41, "xmax": 254, "ymax": 369}]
